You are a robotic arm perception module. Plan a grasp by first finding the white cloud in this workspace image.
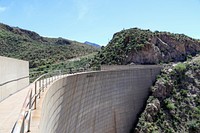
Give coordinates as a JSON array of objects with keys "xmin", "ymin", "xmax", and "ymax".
[
  {"xmin": 78, "ymin": 4, "xmax": 89, "ymax": 20},
  {"xmin": 74, "ymin": 0, "xmax": 91, "ymax": 20},
  {"xmin": 0, "ymin": 6, "xmax": 6, "ymax": 13}
]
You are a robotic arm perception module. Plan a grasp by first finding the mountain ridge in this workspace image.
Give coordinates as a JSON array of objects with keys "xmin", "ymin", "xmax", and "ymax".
[
  {"xmin": 84, "ymin": 41, "xmax": 101, "ymax": 48},
  {"xmin": 0, "ymin": 23, "xmax": 99, "ymax": 68}
]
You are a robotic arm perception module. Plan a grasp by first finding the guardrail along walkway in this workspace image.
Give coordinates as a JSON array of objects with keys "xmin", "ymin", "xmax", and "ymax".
[
  {"xmin": 12, "ymin": 71, "xmax": 64, "ymax": 133},
  {"xmin": 0, "ymin": 86, "xmax": 30, "ymax": 133},
  {"xmin": 0, "ymin": 70, "xmax": 63, "ymax": 133}
]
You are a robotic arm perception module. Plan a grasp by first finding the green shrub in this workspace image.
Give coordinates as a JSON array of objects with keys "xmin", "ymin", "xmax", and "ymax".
[
  {"xmin": 187, "ymin": 121, "xmax": 200, "ymax": 133},
  {"xmin": 166, "ymin": 102, "xmax": 176, "ymax": 110},
  {"xmin": 174, "ymin": 63, "xmax": 187, "ymax": 73}
]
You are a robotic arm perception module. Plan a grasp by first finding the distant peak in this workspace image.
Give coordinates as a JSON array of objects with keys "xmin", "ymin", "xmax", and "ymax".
[{"xmin": 84, "ymin": 41, "xmax": 101, "ymax": 48}]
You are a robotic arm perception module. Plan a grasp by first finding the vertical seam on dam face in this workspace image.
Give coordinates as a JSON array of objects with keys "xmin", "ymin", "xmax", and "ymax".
[{"xmin": 39, "ymin": 66, "xmax": 162, "ymax": 133}]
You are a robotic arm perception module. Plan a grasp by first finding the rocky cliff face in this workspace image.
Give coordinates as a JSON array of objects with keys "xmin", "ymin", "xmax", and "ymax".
[
  {"xmin": 134, "ymin": 55, "xmax": 200, "ymax": 133},
  {"xmin": 128, "ymin": 34, "xmax": 200, "ymax": 64},
  {"xmin": 93, "ymin": 28, "xmax": 200, "ymax": 66}
]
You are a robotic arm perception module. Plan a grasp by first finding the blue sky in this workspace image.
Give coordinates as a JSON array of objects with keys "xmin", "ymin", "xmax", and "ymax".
[{"xmin": 0, "ymin": 0, "xmax": 200, "ymax": 45}]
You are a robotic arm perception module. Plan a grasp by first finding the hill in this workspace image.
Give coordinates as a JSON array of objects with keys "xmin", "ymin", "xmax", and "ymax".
[
  {"xmin": 134, "ymin": 55, "xmax": 200, "ymax": 133},
  {"xmin": 0, "ymin": 23, "xmax": 99, "ymax": 68},
  {"xmin": 91, "ymin": 28, "xmax": 200, "ymax": 66},
  {"xmin": 84, "ymin": 41, "xmax": 101, "ymax": 48}
]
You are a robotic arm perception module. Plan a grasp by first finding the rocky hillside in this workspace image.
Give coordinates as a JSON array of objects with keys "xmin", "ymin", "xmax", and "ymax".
[
  {"xmin": 0, "ymin": 23, "xmax": 99, "ymax": 68},
  {"xmin": 91, "ymin": 28, "xmax": 200, "ymax": 66},
  {"xmin": 134, "ymin": 55, "xmax": 200, "ymax": 133}
]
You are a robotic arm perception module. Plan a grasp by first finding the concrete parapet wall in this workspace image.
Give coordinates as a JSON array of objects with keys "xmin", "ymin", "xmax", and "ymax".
[
  {"xmin": 40, "ymin": 66, "xmax": 162, "ymax": 133},
  {"xmin": 0, "ymin": 56, "xmax": 29, "ymax": 102},
  {"xmin": 101, "ymin": 65, "xmax": 162, "ymax": 70}
]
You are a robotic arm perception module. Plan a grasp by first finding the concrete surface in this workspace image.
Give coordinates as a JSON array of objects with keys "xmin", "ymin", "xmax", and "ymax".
[
  {"xmin": 0, "ymin": 85, "xmax": 30, "ymax": 133},
  {"xmin": 38, "ymin": 66, "xmax": 162, "ymax": 133},
  {"xmin": 0, "ymin": 56, "xmax": 29, "ymax": 102}
]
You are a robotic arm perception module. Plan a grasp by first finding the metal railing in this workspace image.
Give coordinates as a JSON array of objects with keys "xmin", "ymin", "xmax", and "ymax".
[
  {"xmin": 11, "ymin": 67, "xmax": 100, "ymax": 133},
  {"xmin": 11, "ymin": 70, "xmax": 63, "ymax": 133}
]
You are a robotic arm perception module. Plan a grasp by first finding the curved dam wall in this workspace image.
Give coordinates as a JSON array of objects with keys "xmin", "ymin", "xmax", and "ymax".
[
  {"xmin": 0, "ymin": 56, "xmax": 29, "ymax": 102},
  {"xmin": 40, "ymin": 66, "xmax": 162, "ymax": 133}
]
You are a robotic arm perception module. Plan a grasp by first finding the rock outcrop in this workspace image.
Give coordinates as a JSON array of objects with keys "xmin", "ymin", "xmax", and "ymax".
[
  {"xmin": 134, "ymin": 55, "xmax": 200, "ymax": 133},
  {"xmin": 126, "ymin": 32, "xmax": 200, "ymax": 64},
  {"xmin": 93, "ymin": 28, "xmax": 200, "ymax": 66}
]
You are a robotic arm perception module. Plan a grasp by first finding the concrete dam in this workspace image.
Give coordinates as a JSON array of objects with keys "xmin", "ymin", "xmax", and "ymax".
[{"xmin": 39, "ymin": 66, "xmax": 162, "ymax": 133}]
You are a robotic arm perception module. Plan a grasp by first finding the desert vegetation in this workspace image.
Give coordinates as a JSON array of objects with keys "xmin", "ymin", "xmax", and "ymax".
[{"xmin": 135, "ymin": 56, "xmax": 200, "ymax": 133}]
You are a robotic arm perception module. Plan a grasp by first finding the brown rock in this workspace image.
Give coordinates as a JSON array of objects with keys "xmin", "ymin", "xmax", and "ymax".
[
  {"xmin": 152, "ymin": 80, "xmax": 174, "ymax": 99},
  {"xmin": 145, "ymin": 99, "xmax": 160, "ymax": 122},
  {"xmin": 126, "ymin": 33, "xmax": 200, "ymax": 64}
]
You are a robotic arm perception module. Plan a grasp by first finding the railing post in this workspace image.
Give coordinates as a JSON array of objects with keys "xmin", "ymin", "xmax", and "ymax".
[
  {"xmin": 20, "ymin": 118, "xmax": 25, "ymax": 133},
  {"xmin": 47, "ymin": 75, "xmax": 49, "ymax": 85},
  {"xmin": 39, "ymin": 80, "xmax": 41, "ymax": 98},
  {"xmin": 46, "ymin": 75, "xmax": 47, "ymax": 88},
  {"xmin": 27, "ymin": 109, "xmax": 31, "ymax": 132},
  {"xmin": 49, "ymin": 74, "xmax": 51, "ymax": 84},
  {"xmin": 42, "ymin": 78, "xmax": 44, "ymax": 92},
  {"xmin": 34, "ymin": 81, "xmax": 37, "ymax": 109},
  {"xmin": 29, "ymin": 90, "xmax": 32, "ymax": 109}
]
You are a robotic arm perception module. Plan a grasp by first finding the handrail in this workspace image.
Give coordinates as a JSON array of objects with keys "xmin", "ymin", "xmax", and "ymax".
[
  {"xmin": 11, "ymin": 70, "xmax": 63, "ymax": 133},
  {"xmin": 11, "ymin": 67, "xmax": 98, "ymax": 133}
]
